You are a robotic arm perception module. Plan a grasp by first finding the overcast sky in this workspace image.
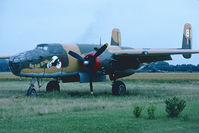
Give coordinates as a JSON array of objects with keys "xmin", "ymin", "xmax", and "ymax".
[{"xmin": 1, "ymin": 0, "xmax": 199, "ymax": 64}]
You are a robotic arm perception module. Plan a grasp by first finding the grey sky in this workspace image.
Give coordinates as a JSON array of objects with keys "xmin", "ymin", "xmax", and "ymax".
[{"xmin": 1, "ymin": 0, "xmax": 199, "ymax": 64}]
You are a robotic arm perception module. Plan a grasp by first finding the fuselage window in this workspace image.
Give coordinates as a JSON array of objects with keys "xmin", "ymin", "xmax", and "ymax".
[{"xmin": 36, "ymin": 45, "xmax": 48, "ymax": 51}]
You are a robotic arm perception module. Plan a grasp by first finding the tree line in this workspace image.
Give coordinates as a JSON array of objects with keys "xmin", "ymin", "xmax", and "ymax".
[
  {"xmin": 0, "ymin": 59, "xmax": 199, "ymax": 72},
  {"xmin": 141, "ymin": 61, "xmax": 199, "ymax": 72},
  {"xmin": 0, "ymin": 59, "xmax": 10, "ymax": 72}
]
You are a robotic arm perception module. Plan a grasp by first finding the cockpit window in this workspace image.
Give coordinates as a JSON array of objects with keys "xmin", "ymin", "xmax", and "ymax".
[
  {"xmin": 43, "ymin": 46, "xmax": 48, "ymax": 51},
  {"xmin": 36, "ymin": 44, "xmax": 48, "ymax": 51}
]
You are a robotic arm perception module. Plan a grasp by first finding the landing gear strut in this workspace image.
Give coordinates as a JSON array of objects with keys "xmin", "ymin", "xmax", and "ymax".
[
  {"xmin": 46, "ymin": 80, "xmax": 60, "ymax": 92},
  {"xmin": 112, "ymin": 80, "xmax": 126, "ymax": 96}
]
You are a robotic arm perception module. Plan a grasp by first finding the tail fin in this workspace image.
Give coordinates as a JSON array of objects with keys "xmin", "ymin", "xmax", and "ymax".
[
  {"xmin": 182, "ymin": 23, "xmax": 192, "ymax": 59},
  {"xmin": 111, "ymin": 28, "xmax": 121, "ymax": 46}
]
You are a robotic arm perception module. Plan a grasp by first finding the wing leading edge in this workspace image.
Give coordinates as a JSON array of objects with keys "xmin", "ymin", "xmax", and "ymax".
[{"xmin": 110, "ymin": 48, "xmax": 199, "ymax": 56}]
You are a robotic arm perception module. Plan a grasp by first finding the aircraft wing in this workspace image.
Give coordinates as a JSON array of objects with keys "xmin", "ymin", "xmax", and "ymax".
[
  {"xmin": 0, "ymin": 56, "xmax": 10, "ymax": 59},
  {"xmin": 110, "ymin": 49, "xmax": 199, "ymax": 63}
]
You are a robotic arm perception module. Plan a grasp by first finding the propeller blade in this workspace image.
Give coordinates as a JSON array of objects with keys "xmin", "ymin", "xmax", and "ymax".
[
  {"xmin": 88, "ymin": 65, "xmax": 94, "ymax": 95},
  {"xmin": 89, "ymin": 77, "xmax": 93, "ymax": 95},
  {"xmin": 94, "ymin": 43, "xmax": 108, "ymax": 58},
  {"xmin": 68, "ymin": 51, "xmax": 85, "ymax": 62}
]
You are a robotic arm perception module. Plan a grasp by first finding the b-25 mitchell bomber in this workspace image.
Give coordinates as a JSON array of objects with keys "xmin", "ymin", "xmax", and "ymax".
[{"xmin": 1, "ymin": 23, "xmax": 199, "ymax": 96}]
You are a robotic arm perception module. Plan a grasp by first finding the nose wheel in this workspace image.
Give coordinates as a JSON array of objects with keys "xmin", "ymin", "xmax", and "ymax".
[
  {"xmin": 27, "ymin": 87, "xmax": 37, "ymax": 96},
  {"xmin": 112, "ymin": 80, "xmax": 126, "ymax": 96},
  {"xmin": 27, "ymin": 78, "xmax": 37, "ymax": 96},
  {"xmin": 46, "ymin": 81, "xmax": 60, "ymax": 92}
]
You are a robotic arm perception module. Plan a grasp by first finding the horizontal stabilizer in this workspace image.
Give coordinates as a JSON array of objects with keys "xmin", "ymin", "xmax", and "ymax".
[{"xmin": 0, "ymin": 56, "xmax": 10, "ymax": 59}]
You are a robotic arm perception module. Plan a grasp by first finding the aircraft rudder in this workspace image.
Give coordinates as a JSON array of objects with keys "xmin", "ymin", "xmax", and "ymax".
[
  {"xmin": 111, "ymin": 28, "xmax": 121, "ymax": 46},
  {"xmin": 182, "ymin": 23, "xmax": 192, "ymax": 59}
]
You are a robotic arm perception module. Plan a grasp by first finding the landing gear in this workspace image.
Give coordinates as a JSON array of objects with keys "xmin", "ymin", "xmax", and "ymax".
[
  {"xmin": 26, "ymin": 79, "xmax": 60, "ymax": 96},
  {"xmin": 27, "ymin": 78, "xmax": 37, "ymax": 96},
  {"xmin": 46, "ymin": 81, "xmax": 60, "ymax": 92},
  {"xmin": 112, "ymin": 80, "xmax": 126, "ymax": 96}
]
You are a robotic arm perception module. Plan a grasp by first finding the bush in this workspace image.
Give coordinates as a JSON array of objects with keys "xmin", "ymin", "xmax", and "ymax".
[
  {"xmin": 165, "ymin": 97, "xmax": 186, "ymax": 117},
  {"xmin": 133, "ymin": 104, "xmax": 143, "ymax": 118},
  {"xmin": 147, "ymin": 104, "xmax": 156, "ymax": 119}
]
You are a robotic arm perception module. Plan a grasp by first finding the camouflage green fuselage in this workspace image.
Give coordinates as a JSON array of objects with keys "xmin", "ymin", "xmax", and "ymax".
[{"xmin": 8, "ymin": 44, "xmax": 139, "ymax": 80}]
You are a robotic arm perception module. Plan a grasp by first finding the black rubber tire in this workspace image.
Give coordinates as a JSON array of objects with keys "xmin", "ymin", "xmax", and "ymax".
[
  {"xmin": 27, "ymin": 87, "xmax": 37, "ymax": 96},
  {"xmin": 46, "ymin": 81, "xmax": 60, "ymax": 92},
  {"xmin": 112, "ymin": 81, "xmax": 126, "ymax": 96}
]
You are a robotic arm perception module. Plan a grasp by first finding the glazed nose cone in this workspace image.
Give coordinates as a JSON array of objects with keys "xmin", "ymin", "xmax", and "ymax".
[
  {"xmin": 9, "ymin": 56, "xmax": 21, "ymax": 76},
  {"xmin": 8, "ymin": 52, "xmax": 26, "ymax": 76}
]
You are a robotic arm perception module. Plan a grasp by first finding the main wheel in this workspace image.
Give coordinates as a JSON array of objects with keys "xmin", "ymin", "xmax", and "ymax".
[
  {"xmin": 27, "ymin": 87, "xmax": 37, "ymax": 96},
  {"xmin": 46, "ymin": 81, "xmax": 60, "ymax": 92},
  {"xmin": 112, "ymin": 81, "xmax": 126, "ymax": 96}
]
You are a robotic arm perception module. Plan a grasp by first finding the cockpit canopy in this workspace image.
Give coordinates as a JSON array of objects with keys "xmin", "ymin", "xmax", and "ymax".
[
  {"xmin": 36, "ymin": 44, "xmax": 48, "ymax": 51},
  {"xmin": 36, "ymin": 44, "xmax": 65, "ymax": 54}
]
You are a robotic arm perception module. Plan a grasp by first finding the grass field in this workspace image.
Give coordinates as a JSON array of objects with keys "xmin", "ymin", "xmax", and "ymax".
[{"xmin": 0, "ymin": 73, "xmax": 199, "ymax": 133}]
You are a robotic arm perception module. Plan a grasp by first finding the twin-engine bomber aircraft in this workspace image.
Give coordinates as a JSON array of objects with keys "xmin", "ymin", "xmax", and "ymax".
[{"xmin": 1, "ymin": 23, "xmax": 199, "ymax": 96}]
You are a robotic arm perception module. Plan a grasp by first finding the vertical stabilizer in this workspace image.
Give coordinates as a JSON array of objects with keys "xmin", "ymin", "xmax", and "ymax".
[
  {"xmin": 182, "ymin": 23, "xmax": 192, "ymax": 59},
  {"xmin": 111, "ymin": 28, "xmax": 121, "ymax": 46}
]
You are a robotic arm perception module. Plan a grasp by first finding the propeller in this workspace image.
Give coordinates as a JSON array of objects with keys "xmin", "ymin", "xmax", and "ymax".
[
  {"xmin": 68, "ymin": 51, "xmax": 86, "ymax": 62},
  {"xmin": 68, "ymin": 43, "xmax": 108, "ymax": 95},
  {"xmin": 94, "ymin": 43, "xmax": 108, "ymax": 58}
]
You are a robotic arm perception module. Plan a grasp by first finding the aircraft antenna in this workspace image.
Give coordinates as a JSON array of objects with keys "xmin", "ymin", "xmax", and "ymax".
[{"xmin": 100, "ymin": 36, "xmax": 102, "ymax": 46}]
